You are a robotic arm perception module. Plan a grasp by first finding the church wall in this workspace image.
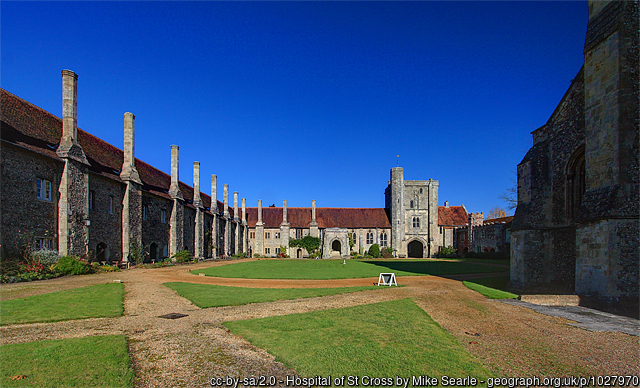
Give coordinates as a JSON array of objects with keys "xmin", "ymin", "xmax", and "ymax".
[
  {"xmin": 141, "ymin": 193, "xmax": 171, "ymax": 259},
  {"xmin": 183, "ymin": 206, "xmax": 196, "ymax": 254}
]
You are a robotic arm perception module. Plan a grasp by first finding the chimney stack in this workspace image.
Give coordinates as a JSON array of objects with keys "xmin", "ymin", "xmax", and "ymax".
[
  {"xmin": 223, "ymin": 184, "xmax": 229, "ymax": 217},
  {"xmin": 242, "ymin": 198, "xmax": 246, "ymax": 223},
  {"xmin": 312, "ymin": 199, "xmax": 317, "ymax": 222},
  {"xmin": 258, "ymin": 199, "xmax": 263, "ymax": 224},
  {"xmin": 282, "ymin": 199, "xmax": 288, "ymax": 223},
  {"xmin": 234, "ymin": 192, "xmax": 239, "ymax": 220},
  {"xmin": 57, "ymin": 70, "xmax": 87, "ymax": 163},
  {"xmin": 193, "ymin": 162, "xmax": 202, "ymax": 207},
  {"xmin": 211, "ymin": 175, "xmax": 217, "ymax": 213},
  {"xmin": 120, "ymin": 113, "xmax": 141, "ymax": 183},
  {"xmin": 169, "ymin": 145, "xmax": 183, "ymax": 199}
]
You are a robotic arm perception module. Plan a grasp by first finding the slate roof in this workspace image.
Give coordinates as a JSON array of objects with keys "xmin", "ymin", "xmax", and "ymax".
[
  {"xmin": 438, "ymin": 206, "xmax": 468, "ymax": 226},
  {"xmin": 245, "ymin": 207, "xmax": 391, "ymax": 229},
  {"xmin": 1, "ymin": 88, "xmax": 231, "ymax": 215}
]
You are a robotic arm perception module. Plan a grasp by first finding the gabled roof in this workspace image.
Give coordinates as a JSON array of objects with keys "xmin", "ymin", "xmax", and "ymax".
[
  {"xmin": 438, "ymin": 205, "xmax": 468, "ymax": 226},
  {"xmin": 1, "ymin": 88, "xmax": 232, "ymax": 215},
  {"xmin": 245, "ymin": 207, "xmax": 391, "ymax": 229}
]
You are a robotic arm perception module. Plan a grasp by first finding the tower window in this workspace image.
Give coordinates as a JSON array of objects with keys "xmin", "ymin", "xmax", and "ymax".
[
  {"xmin": 412, "ymin": 217, "xmax": 420, "ymax": 228},
  {"xmin": 410, "ymin": 200, "xmax": 414, "ymax": 208}
]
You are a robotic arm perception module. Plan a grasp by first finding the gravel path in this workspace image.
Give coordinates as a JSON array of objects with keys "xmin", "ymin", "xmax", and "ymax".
[{"xmin": 1, "ymin": 259, "xmax": 638, "ymax": 387}]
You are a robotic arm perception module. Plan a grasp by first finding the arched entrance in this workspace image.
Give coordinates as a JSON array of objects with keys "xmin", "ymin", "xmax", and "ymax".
[
  {"xmin": 149, "ymin": 242, "xmax": 158, "ymax": 262},
  {"xmin": 96, "ymin": 242, "xmax": 108, "ymax": 262},
  {"xmin": 407, "ymin": 240, "xmax": 423, "ymax": 258},
  {"xmin": 331, "ymin": 240, "xmax": 341, "ymax": 257}
]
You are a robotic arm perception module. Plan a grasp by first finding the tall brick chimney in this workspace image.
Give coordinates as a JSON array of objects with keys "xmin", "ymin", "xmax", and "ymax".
[
  {"xmin": 169, "ymin": 145, "xmax": 183, "ymax": 199},
  {"xmin": 211, "ymin": 174, "xmax": 217, "ymax": 213},
  {"xmin": 193, "ymin": 162, "xmax": 202, "ymax": 207},
  {"xmin": 242, "ymin": 198, "xmax": 246, "ymax": 223},
  {"xmin": 223, "ymin": 184, "xmax": 229, "ymax": 217},
  {"xmin": 57, "ymin": 70, "xmax": 88, "ymax": 164},
  {"xmin": 120, "ymin": 112, "xmax": 141, "ymax": 183},
  {"xmin": 233, "ymin": 192, "xmax": 239, "ymax": 220},
  {"xmin": 258, "ymin": 199, "xmax": 263, "ymax": 224}
]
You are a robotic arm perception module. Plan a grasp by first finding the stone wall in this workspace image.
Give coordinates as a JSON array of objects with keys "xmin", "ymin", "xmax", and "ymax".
[
  {"xmin": 87, "ymin": 174, "xmax": 124, "ymax": 262},
  {"xmin": 141, "ymin": 193, "xmax": 171, "ymax": 260},
  {"xmin": 0, "ymin": 144, "xmax": 60, "ymax": 259}
]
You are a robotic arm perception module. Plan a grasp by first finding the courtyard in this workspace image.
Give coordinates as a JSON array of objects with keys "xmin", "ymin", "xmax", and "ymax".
[{"xmin": 0, "ymin": 259, "xmax": 638, "ymax": 387}]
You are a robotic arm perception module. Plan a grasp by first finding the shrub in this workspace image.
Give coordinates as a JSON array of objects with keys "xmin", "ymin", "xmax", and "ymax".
[
  {"xmin": 172, "ymin": 250, "xmax": 192, "ymax": 263},
  {"xmin": 435, "ymin": 245, "xmax": 457, "ymax": 258},
  {"xmin": 31, "ymin": 249, "xmax": 60, "ymax": 266},
  {"xmin": 253, "ymin": 254, "xmax": 262, "ymax": 258},
  {"xmin": 381, "ymin": 247, "xmax": 393, "ymax": 258},
  {"xmin": 368, "ymin": 244, "xmax": 380, "ymax": 258},
  {"xmin": 99, "ymin": 265, "xmax": 120, "ymax": 272},
  {"xmin": 54, "ymin": 256, "xmax": 93, "ymax": 275}
]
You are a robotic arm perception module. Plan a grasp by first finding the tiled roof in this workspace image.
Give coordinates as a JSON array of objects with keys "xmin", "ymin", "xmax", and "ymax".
[
  {"xmin": 245, "ymin": 207, "xmax": 391, "ymax": 229},
  {"xmin": 483, "ymin": 216, "xmax": 514, "ymax": 225},
  {"xmin": 438, "ymin": 206, "xmax": 468, "ymax": 226},
  {"xmin": 1, "ymin": 88, "xmax": 232, "ymax": 215}
]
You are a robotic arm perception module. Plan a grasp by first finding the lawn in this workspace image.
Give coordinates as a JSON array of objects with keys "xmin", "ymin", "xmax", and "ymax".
[
  {"xmin": 165, "ymin": 282, "xmax": 385, "ymax": 308},
  {"xmin": 0, "ymin": 283, "xmax": 124, "ymax": 326},
  {"xmin": 463, "ymin": 275, "xmax": 518, "ymax": 299},
  {"xmin": 192, "ymin": 259, "xmax": 505, "ymax": 279},
  {"xmin": 224, "ymin": 298, "xmax": 491, "ymax": 384},
  {"xmin": 0, "ymin": 335, "xmax": 135, "ymax": 387}
]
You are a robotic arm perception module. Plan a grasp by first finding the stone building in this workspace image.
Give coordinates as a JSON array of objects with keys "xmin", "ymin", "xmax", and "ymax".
[
  {"xmin": 470, "ymin": 216, "xmax": 513, "ymax": 254},
  {"xmin": 510, "ymin": 0, "xmax": 638, "ymax": 300},
  {"xmin": 1, "ymin": 71, "xmax": 469, "ymax": 263},
  {"xmin": 1, "ymin": 70, "xmax": 248, "ymax": 264},
  {"xmin": 246, "ymin": 167, "xmax": 465, "ymax": 259}
]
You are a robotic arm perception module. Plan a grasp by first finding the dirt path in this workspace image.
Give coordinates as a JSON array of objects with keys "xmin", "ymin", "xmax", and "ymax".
[{"xmin": 1, "ymin": 260, "xmax": 638, "ymax": 387}]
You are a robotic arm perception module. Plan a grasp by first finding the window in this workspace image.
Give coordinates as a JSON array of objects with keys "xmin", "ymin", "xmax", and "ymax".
[
  {"xmin": 35, "ymin": 238, "xmax": 53, "ymax": 250},
  {"xmin": 162, "ymin": 245, "xmax": 168, "ymax": 257},
  {"xmin": 296, "ymin": 229, "xmax": 303, "ymax": 239},
  {"xmin": 419, "ymin": 188, "xmax": 423, "ymax": 194},
  {"xmin": 352, "ymin": 232, "xmax": 357, "ymax": 242},
  {"xmin": 109, "ymin": 196, "xmax": 114, "ymax": 214},
  {"xmin": 250, "ymin": 231, "xmax": 255, "ymax": 239},
  {"xmin": 160, "ymin": 210, "xmax": 167, "ymax": 223},
  {"xmin": 89, "ymin": 191, "xmax": 94, "ymax": 210},
  {"xmin": 36, "ymin": 178, "xmax": 52, "ymax": 201},
  {"xmin": 413, "ymin": 217, "xmax": 420, "ymax": 228},
  {"xmin": 566, "ymin": 146, "xmax": 586, "ymax": 221},
  {"xmin": 380, "ymin": 232, "xmax": 388, "ymax": 247},
  {"xmin": 265, "ymin": 232, "xmax": 271, "ymax": 239},
  {"xmin": 410, "ymin": 200, "xmax": 414, "ymax": 208},
  {"xmin": 275, "ymin": 247, "xmax": 281, "ymax": 254},
  {"xmin": 274, "ymin": 232, "xmax": 280, "ymax": 239},
  {"xmin": 265, "ymin": 247, "xmax": 271, "ymax": 254},
  {"xmin": 366, "ymin": 232, "xmax": 373, "ymax": 244}
]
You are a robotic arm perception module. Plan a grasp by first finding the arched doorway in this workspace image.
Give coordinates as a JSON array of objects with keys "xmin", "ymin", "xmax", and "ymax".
[
  {"xmin": 331, "ymin": 240, "xmax": 341, "ymax": 257},
  {"xmin": 407, "ymin": 240, "xmax": 423, "ymax": 258},
  {"xmin": 96, "ymin": 242, "xmax": 108, "ymax": 263},
  {"xmin": 149, "ymin": 243, "xmax": 158, "ymax": 262}
]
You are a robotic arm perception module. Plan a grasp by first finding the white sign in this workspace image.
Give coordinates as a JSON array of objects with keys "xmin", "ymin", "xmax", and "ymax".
[{"xmin": 378, "ymin": 273, "xmax": 397, "ymax": 286}]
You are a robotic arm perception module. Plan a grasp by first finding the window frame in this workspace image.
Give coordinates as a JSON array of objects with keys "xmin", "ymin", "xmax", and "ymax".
[{"xmin": 36, "ymin": 178, "xmax": 53, "ymax": 201}]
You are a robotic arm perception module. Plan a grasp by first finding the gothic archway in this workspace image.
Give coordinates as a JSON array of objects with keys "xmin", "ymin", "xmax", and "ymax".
[
  {"xmin": 407, "ymin": 240, "xmax": 424, "ymax": 258},
  {"xmin": 332, "ymin": 240, "xmax": 341, "ymax": 253},
  {"xmin": 149, "ymin": 242, "xmax": 158, "ymax": 262},
  {"xmin": 96, "ymin": 242, "xmax": 108, "ymax": 262}
]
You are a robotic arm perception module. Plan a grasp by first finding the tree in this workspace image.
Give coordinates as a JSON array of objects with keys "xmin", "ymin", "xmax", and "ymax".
[
  {"xmin": 486, "ymin": 206, "xmax": 508, "ymax": 220},
  {"xmin": 499, "ymin": 170, "xmax": 518, "ymax": 211},
  {"xmin": 368, "ymin": 244, "xmax": 380, "ymax": 258}
]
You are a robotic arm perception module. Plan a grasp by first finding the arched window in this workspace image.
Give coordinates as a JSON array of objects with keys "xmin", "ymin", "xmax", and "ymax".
[
  {"xmin": 412, "ymin": 217, "xmax": 420, "ymax": 228},
  {"xmin": 566, "ymin": 146, "xmax": 586, "ymax": 221},
  {"xmin": 410, "ymin": 200, "xmax": 414, "ymax": 208},
  {"xmin": 366, "ymin": 232, "xmax": 373, "ymax": 244},
  {"xmin": 380, "ymin": 232, "xmax": 388, "ymax": 247}
]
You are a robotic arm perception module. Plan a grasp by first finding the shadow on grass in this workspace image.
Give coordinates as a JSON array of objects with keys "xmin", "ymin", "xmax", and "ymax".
[{"xmin": 362, "ymin": 260, "xmax": 505, "ymax": 276}]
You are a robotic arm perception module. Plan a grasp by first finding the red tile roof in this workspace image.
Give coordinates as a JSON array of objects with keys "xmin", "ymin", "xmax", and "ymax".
[
  {"xmin": 245, "ymin": 207, "xmax": 391, "ymax": 229},
  {"xmin": 483, "ymin": 216, "xmax": 514, "ymax": 225},
  {"xmin": 1, "ymin": 88, "xmax": 232, "ymax": 215},
  {"xmin": 438, "ymin": 206, "xmax": 468, "ymax": 226}
]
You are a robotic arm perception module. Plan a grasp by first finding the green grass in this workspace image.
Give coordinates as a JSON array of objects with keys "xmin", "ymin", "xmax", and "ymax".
[
  {"xmin": 192, "ymin": 259, "xmax": 506, "ymax": 279},
  {"xmin": 0, "ymin": 335, "xmax": 135, "ymax": 387},
  {"xmin": 165, "ymin": 282, "xmax": 385, "ymax": 308},
  {"xmin": 0, "ymin": 283, "xmax": 124, "ymax": 326},
  {"xmin": 224, "ymin": 298, "xmax": 491, "ymax": 383},
  {"xmin": 463, "ymin": 276, "xmax": 518, "ymax": 299}
]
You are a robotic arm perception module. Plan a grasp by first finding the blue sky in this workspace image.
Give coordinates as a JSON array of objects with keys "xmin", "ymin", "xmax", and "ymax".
[{"xmin": 2, "ymin": 1, "xmax": 588, "ymax": 213}]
